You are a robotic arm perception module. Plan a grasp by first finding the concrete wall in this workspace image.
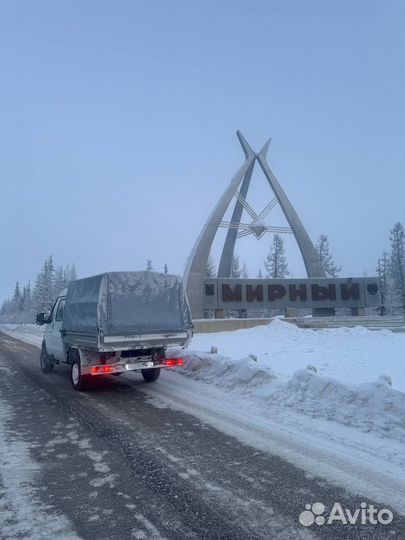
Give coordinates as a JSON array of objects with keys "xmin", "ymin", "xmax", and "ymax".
[
  {"xmin": 193, "ymin": 318, "xmax": 272, "ymax": 333},
  {"xmin": 192, "ymin": 316, "xmax": 405, "ymax": 334}
]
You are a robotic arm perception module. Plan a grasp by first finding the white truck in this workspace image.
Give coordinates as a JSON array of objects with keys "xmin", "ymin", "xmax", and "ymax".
[{"xmin": 36, "ymin": 271, "xmax": 193, "ymax": 390}]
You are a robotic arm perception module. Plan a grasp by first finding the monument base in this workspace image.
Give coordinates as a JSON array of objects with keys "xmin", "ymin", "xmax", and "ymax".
[{"xmin": 312, "ymin": 308, "xmax": 336, "ymax": 317}]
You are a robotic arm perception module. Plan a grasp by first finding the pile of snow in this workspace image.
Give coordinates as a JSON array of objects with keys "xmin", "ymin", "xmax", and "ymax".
[
  {"xmin": 174, "ymin": 319, "xmax": 405, "ymax": 441},
  {"xmin": 179, "ymin": 352, "xmax": 405, "ymax": 441},
  {"xmin": 271, "ymin": 369, "xmax": 405, "ymax": 441},
  {"xmin": 180, "ymin": 352, "xmax": 276, "ymax": 392},
  {"xmin": 0, "ymin": 324, "xmax": 44, "ymax": 347},
  {"xmin": 190, "ymin": 318, "xmax": 405, "ymax": 390}
]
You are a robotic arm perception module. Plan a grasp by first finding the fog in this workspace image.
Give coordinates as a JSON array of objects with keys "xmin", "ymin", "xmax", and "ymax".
[{"xmin": 0, "ymin": 0, "xmax": 404, "ymax": 302}]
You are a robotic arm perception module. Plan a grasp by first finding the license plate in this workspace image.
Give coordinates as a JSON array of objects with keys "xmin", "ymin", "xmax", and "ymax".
[
  {"xmin": 126, "ymin": 361, "xmax": 154, "ymax": 370},
  {"xmin": 143, "ymin": 361, "xmax": 154, "ymax": 368}
]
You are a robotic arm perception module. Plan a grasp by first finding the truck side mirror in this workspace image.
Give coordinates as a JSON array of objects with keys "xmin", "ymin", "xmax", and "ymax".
[{"xmin": 36, "ymin": 313, "xmax": 46, "ymax": 325}]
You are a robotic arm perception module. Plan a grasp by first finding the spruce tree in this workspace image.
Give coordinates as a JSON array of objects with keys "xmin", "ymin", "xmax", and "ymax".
[
  {"xmin": 44, "ymin": 255, "xmax": 55, "ymax": 309},
  {"xmin": 33, "ymin": 260, "xmax": 47, "ymax": 312},
  {"xmin": 33, "ymin": 255, "xmax": 55, "ymax": 312},
  {"xmin": 13, "ymin": 282, "xmax": 22, "ymax": 312},
  {"xmin": 53, "ymin": 263, "xmax": 77, "ymax": 297},
  {"xmin": 21, "ymin": 285, "xmax": 28, "ymax": 312},
  {"xmin": 264, "ymin": 234, "xmax": 289, "ymax": 278},
  {"xmin": 25, "ymin": 281, "xmax": 32, "ymax": 312},
  {"xmin": 315, "ymin": 234, "xmax": 341, "ymax": 277},
  {"xmin": 376, "ymin": 252, "xmax": 390, "ymax": 313},
  {"xmin": 389, "ymin": 222, "xmax": 405, "ymax": 313},
  {"xmin": 1, "ymin": 259, "xmax": 76, "ymax": 322}
]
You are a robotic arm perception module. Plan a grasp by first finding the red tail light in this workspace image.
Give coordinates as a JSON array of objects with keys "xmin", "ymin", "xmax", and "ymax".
[
  {"xmin": 91, "ymin": 365, "xmax": 114, "ymax": 375},
  {"xmin": 163, "ymin": 358, "xmax": 183, "ymax": 367}
]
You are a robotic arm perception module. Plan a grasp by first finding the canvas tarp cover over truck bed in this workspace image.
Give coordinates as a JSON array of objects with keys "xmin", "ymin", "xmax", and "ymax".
[{"xmin": 62, "ymin": 271, "xmax": 193, "ymax": 335}]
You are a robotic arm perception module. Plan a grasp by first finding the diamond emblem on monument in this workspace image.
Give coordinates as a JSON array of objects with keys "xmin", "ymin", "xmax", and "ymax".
[{"xmin": 249, "ymin": 218, "xmax": 266, "ymax": 239}]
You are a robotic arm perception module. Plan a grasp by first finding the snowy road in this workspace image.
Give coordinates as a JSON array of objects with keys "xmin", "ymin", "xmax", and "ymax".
[{"xmin": 0, "ymin": 332, "xmax": 404, "ymax": 540}]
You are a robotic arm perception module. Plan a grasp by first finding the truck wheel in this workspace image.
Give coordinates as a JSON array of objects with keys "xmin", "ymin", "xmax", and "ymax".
[
  {"xmin": 70, "ymin": 355, "xmax": 89, "ymax": 391},
  {"xmin": 141, "ymin": 368, "xmax": 161, "ymax": 383},
  {"xmin": 40, "ymin": 343, "xmax": 54, "ymax": 373}
]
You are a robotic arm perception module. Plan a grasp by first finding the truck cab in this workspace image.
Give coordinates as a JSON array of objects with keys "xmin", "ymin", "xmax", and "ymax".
[{"xmin": 40, "ymin": 290, "xmax": 67, "ymax": 363}]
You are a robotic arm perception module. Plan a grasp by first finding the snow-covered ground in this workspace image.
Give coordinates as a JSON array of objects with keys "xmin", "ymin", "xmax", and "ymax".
[
  {"xmin": 189, "ymin": 320, "xmax": 405, "ymax": 390},
  {"xmin": 0, "ymin": 396, "xmax": 80, "ymax": 539},
  {"xmin": 1, "ymin": 320, "xmax": 404, "ymax": 512},
  {"xmin": 176, "ymin": 320, "xmax": 405, "ymax": 442},
  {"xmin": 0, "ymin": 323, "xmax": 45, "ymax": 348}
]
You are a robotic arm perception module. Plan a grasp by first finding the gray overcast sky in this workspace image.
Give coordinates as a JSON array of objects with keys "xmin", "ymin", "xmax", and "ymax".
[{"xmin": 0, "ymin": 0, "xmax": 404, "ymax": 302}]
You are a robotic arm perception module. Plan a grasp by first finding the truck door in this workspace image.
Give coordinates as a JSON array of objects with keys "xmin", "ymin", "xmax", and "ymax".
[{"xmin": 46, "ymin": 298, "xmax": 66, "ymax": 362}]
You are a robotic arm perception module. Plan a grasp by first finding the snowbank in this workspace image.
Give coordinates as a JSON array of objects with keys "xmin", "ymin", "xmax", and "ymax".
[
  {"xmin": 180, "ymin": 352, "xmax": 276, "ymax": 391},
  {"xmin": 0, "ymin": 324, "xmax": 44, "ymax": 347},
  {"xmin": 179, "ymin": 351, "xmax": 405, "ymax": 442},
  {"xmin": 190, "ymin": 318, "xmax": 405, "ymax": 390},
  {"xmin": 272, "ymin": 369, "xmax": 405, "ymax": 441},
  {"xmin": 176, "ymin": 319, "xmax": 405, "ymax": 441}
]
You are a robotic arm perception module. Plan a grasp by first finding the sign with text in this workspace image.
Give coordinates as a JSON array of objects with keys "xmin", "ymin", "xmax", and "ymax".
[{"xmin": 203, "ymin": 277, "xmax": 381, "ymax": 310}]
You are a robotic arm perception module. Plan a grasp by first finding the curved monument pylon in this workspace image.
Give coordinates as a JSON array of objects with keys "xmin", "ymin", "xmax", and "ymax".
[{"xmin": 184, "ymin": 131, "xmax": 326, "ymax": 319}]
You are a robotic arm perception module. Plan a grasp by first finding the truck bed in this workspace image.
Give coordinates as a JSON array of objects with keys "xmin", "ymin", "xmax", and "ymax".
[
  {"xmin": 61, "ymin": 272, "xmax": 193, "ymax": 349},
  {"xmin": 62, "ymin": 329, "xmax": 191, "ymax": 352}
]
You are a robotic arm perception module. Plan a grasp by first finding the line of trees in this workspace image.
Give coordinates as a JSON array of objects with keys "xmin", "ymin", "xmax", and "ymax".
[
  {"xmin": 145, "ymin": 260, "xmax": 170, "ymax": 274},
  {"xmin": 206, "ymin": 233, "xmax": 341, "ymax": 281},
  {"xmin": 1, "ymin": 223, "xmax": 403, "ymax": 323},
  {"xmin": 0, "ymin": 255, "xmax": 77, "ymax": 323},
  {"xmin": 1, "ymin": 258, "xmax": 171, "ymax": 324},
  {"xmin": 205, "ymin": 222, "xmax": 405, "ymax": 316}
]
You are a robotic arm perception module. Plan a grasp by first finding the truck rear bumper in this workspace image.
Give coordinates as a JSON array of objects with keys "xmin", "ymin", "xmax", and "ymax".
[{"xmin": 82, "ymin": 357, "xmax": 184, "ymax": 376}]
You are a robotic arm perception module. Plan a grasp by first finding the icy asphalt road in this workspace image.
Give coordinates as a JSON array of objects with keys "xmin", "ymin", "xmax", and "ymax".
[{"xmin": 0, "ymin": 333, "xmax": 404, "ymax": 540}]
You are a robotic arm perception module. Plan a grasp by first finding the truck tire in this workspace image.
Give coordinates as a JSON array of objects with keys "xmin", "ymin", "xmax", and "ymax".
[
  {"xmin": 40, "ymin": 342, "xmax": 54, "ymax": 373},
  {"xmin": 141, "ymin": 368, "xmax": 161, "ymax": 382},
  {"xmin": 70, "ymin": 353, "xmax": 89, "ymax": 391}
]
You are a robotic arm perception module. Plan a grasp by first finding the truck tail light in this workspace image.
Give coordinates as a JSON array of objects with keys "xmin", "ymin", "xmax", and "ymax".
[
  {"xmin": 91, "ymin": 365, "xmax": 114, "ymax": 375},
  {"xmin": 163, "ymin": 358, "xmax": 183, "ymax": 367}
]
